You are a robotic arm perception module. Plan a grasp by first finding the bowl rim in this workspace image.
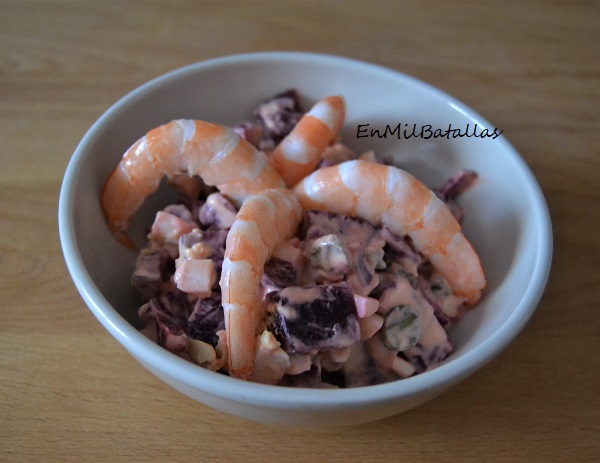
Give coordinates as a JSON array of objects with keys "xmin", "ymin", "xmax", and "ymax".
[{"xmin": 58, "ymin": 51, "xmax": 553, "ymax": 408}]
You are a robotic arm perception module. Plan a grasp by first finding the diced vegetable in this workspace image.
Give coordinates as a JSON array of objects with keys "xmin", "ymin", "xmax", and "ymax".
[
  {"xmin": 307, "ymin": 233, "xmax": 349, "ymax": 281},
  {"xmin": 274, "ymin": 284, "xmax": 360, "ymax": 354},
  {"xmin": 382, "ymin": 304, "xmax": 422, "ymax": 351},
  {"xmin": 138, "ymin": 292, "xmax": 189, "ymax": 353},
  {"xmin": 187, "ymin": 293, "xmax": 224, "ymax": 347},
  {"xmin": 131, "ymin": 248, "xmax": 173, "ymax": 301},
  {"xmin": 262, "ymin": 258, "xmax": 298, "ymax": 294},
  {"xmin": 178, "ymin": 228, "xmax": 228, "ymax": 273},
  {"xmin": 148, "ymin": 211, "xmax": 196, "ymax": 244},
  {"xmin": 359, "ymin": 314, "xmax": 384, "ymax": 341},
  {"xmin": 253, "ymin": 89, "xmax": 303, "ymax": 147},
  {"xmin": 174, "ymin": 259, "xmax": 216, "ymax": 298},
  {"xmin": 353, "ymin": 294, "xmax": 379, "ymax": 318},
  {"xmin": 198, "ymin": 193, "xmax": 238, "ymax": 229}
]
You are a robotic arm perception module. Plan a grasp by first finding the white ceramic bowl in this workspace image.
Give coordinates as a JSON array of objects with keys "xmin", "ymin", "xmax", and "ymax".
[{"xmin": 59, "ymin": 52, "xmax": 552, "ymax": 426}]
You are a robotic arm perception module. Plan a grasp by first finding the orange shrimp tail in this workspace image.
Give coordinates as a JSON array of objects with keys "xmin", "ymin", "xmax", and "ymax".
[
  {"xmin": 270, "ymin": 95, "xmax": 346, "ymax": 187},
  {"xmin": 101, "ymin": 164, "xmax": 146, "ymax": 249}
]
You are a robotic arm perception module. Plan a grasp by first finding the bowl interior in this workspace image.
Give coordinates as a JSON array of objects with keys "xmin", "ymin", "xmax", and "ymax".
[{"xmin": 60, "ymin": 52, "xmax": 552, "ymax": 400}]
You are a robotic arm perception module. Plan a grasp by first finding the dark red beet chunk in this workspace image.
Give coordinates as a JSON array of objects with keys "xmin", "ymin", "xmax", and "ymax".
[
  {"xmin": 138, "ymin": 292, "xmax": 190, "ymax": 353},
  {"xmin": 401, "ymin": 341, "xmax": 453, "ymax": 374},
  {"xmin": 379, "ymin": 226, "xmax": 422, "ymax": 270},
  {"xmin": 262, "ymin": 258, "xmax": 298, "ymax": 292},
  {"xmin": 187, "ymin": 293, "xmax": 224, "ymax": 347},
  {"xmin": 254, "ymin": 89, "xmax": 304, "ymax": 146},
  {"xmin": 433, "ymin": 170, "xmax": 478, "ymax": 223},
  {"xmin": 131, "ymin": 248, "xmax": 174, "ymax": 301},
  {"xmin": 274, "ymin": 284, "xmax": 360, "ymax": 354}
]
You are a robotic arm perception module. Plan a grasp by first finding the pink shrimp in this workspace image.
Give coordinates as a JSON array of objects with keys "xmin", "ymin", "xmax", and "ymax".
[
  {"xmin": 101, "ymin": 119, "xmax": 286, "ymax": 247},
  {"xmin": 270, "ymin": 95, "xmax": 346, "ymax": 187},
  {"xmin": 292, "ymin": 160, "xmax": 486, "ymax": 305},
  {"xmin": 219, "ymin": 188, "xmax": 302, "ymax": 380}
]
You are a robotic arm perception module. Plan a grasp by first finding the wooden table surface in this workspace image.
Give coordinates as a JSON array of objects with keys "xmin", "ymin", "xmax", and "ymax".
[{"xmin": 1, "ymin": 1, "xmax": 598, "ymax": 461}]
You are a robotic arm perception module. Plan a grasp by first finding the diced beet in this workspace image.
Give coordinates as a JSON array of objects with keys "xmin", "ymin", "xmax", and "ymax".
[
  {"xmin": 253, "ymin": 89, "xmax": 303, "ymax": 146},
  {"xmin": 138, "ymin": 292, "xmax": 190, "ymax": 353},
  {"xmin": 433, "ymin": 170, "xmax": 477, "ymax": 223},
  {"xmin": 200, "ymin": 229, "xmax": 228, "ymax": 271},
  {"xmin": 401, "ymin": 341, "xmax": 453, "ymax": 374},
  {"xmin": 262, "ymin": 257, "xmax": 297, "ymax": 293},
  {"xmin": 274, "ymin": 284, "xmax": 360, "ymax": 354},
  {"xmin": 379, "ymin": 227, "xmax": 422, "ymax": 272},
  {"xmin": 186, "ymin": 293, "xmax": 224, "ymax": 347},
  {"xmin": 131, "ymin": 248, "xmax": 174, "ymax": 301}
]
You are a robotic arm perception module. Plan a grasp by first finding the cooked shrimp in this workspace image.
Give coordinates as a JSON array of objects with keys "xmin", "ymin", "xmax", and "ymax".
[
  {"xmin": 220, "ymin": 188, "xmax": 302, "ymax": 380},
  {"xmin": 270, "ymin": 95, "xmax": 346, "ymax": 187},
  {"xmin": 101, "ymin": 119, "xmax": 286, "ymax": 247},
  {"xmin": 293, "ymin": 160, "xmax": 486, "ymax": 305}
]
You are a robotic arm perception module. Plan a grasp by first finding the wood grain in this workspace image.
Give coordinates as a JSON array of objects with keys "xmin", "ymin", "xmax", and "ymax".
[{"xmin": 1, "ymin": 1, "xmax": 598, "ymax": 461}]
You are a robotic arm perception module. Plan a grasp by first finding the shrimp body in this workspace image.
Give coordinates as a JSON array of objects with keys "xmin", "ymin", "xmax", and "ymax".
[
  {"xmin": 270, "ymin": 96, "xmax": 346, "ymax": 187},
  {"xmin": 220, "ymin": 188, "xmax": 302, "ymax": 380},
  {"xmin": 293, "ymin": 160, "xmax": 486, "ymax": 305},
  {"xmin": 101, "ymin": 119, "xmax": 286, "ymax": 246}
]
